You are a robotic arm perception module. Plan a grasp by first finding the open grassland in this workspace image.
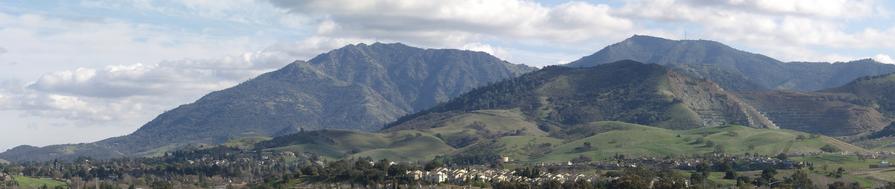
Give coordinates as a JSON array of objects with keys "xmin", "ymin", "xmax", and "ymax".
[
  {"xmin": 539, "ymin": 122, "xmax": 866, "ymax": 162},
  {"xmin": 261, "ymin": 109, "xmax": 867, "ymax": 164},
  {"xmin": 13, "ymin": 176, "xmax": 67, "ymax": 189}
]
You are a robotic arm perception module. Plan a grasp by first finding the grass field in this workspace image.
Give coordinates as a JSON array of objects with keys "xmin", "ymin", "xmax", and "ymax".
[
  {"xmin": 225, "ymin": 135, "xmax": 273, "ymax": 149},
  {"xmin": 13, "ymin": 176, "xmax": 67, "ymax": 189},
  {"xmin": 538, "ymin": 122, "xmax": 866, "ymax": 162},
  {"xmin": 266, "ymin": 130, "xmax": 456, "ymax": 161},
  {"xmin": 260, "ymin": 108, "xmax": 869, "ymax": 164}
]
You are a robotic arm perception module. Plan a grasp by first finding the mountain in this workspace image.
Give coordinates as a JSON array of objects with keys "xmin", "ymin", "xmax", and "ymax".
[
  {"xmin": 0, "ymin": 43, "xmax": 534, "ymax": 162},
  {"xmin": 388, "ymin": 60, "xmax": 776, "ymax": 131},
  {"xmin": 825, "ymin": 73, "xmax": 895, "ymax": 137},
  {"xmin": 737, "ymin": 73, "xmax": 895, "ymax": 137},
  {"xmin": 566, "ymin": 35, "xmax": 895, "ymax": 91},
  {"xmin": 825, "ymin": 73, "xmax": 895, "ymax": 116},
  {"xmin": 738, "ymin": 91, "xmax": 888, "ymax": 136},
  {"xmin": 253, "ymin": 61, "xmax": 864, "ymax": 163}
]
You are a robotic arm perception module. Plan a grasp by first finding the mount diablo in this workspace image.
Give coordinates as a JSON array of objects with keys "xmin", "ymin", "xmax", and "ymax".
[{"xmin": 0, "ymin": 43, "xmax": 533, "ymax": 162}]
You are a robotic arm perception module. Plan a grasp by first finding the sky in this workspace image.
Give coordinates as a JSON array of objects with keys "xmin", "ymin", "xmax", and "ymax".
[{"xmin": 1, "ymin": 0, "xmax": 894, "ymax": 151}]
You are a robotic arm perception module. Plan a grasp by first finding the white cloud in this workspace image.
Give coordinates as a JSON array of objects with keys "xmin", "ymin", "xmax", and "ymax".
[
  {"xmin": 460, "ymin": 42, "xmax": 512, "ymax": 59},
  {"xmin": 875, "ymin": 54, "xmax": 895, "ymax": 64},
  {"xmin": 0, "ymin": 11, "xmax": 280, "ymax": 81},
  {"xmin": 616, "ymin": 0, "xmax": 895, "ymax": 62},
  {"xmin": 267, "ymin": 0, "xmax": 634, "ymax": 46},
  {"xmin": 682, "ymin": 0, "xmax": 884, "ymax": 18},
  {"xmin": 28, "ymin": 50, "xmax": 294, "ymax": 98}
]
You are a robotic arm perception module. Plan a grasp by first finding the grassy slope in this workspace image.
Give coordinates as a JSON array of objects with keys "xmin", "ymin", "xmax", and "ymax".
[
  {"xmin": 13, "ymin": 176, "xmax": 67, "ymax": 189},
  {"xmin": 265, "ymin": 130, "xmax": 455, "ymax": 161},
  {"xmin": 225, "ymin": 135, "xmax": 273, "ymax": 149},
  {"xmin": 259, "ymin": 109, "xmax": 866, "ymax": 163},
  {"xmin": 539, "ymin": 122, "xmax": 866, "ymax": 162}
]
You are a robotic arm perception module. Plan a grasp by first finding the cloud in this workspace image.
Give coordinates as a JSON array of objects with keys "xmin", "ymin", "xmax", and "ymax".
[
  {"xmin": 875, "ymin": 54, "xmax": 895, "ymax": 64},
  {"xmin": 267, "ymin": 0, "xmax": 634, "ymax": 46},
  {"xmin": 616, "ymin": 0, "xmax": 895, "ymax": 62},
  {"xmin": 460, "ymin": 43, "xmax": 510, "ymax": 59},
  {"xmin": 680, "ymin": 0, "xmax": 884, "ymax": 19},
  {"xmin": 28, "ymin": 50, "xmax": 294, "ymax": 98}
]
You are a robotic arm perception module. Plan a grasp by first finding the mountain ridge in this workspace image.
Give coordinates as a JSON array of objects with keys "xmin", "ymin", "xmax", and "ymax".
[{"xmin": 566, "ymin": 35, "xmax": 895, "ymax": 91}]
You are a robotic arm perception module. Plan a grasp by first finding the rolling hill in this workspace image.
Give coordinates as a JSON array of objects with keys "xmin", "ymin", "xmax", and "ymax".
[
  {"xmin": 388, "ymin": 60, "xmax": 776, "ymax": 130},
  {"xmin": 257, "ymin": 118, "xmax": 864, "ymax": 163}
]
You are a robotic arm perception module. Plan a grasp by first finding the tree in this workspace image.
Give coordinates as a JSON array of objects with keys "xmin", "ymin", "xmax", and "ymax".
[
  {"xmin": 575, "ymin": 142, "xmax": 593, "ymax": 152},
  {"xmin": 827, "ymin": 181, "xmax": 860, "ymax": 189},
  {"xmin": 696, "ymin": 162, "xmax": 711, "ymax": 179},
  {"xmin": 571, "ymin": 155, "xmax": 592, "ymax": 164},
  {"xmin": 755, "ymin": 168, "xmax": 777, "ymax": 187},
  {"xmin": 723, "ymin": 170, "xmax": 737, "ymax": 180},
  {"xmin": 736, "ymin": 176, "xmax": 754, "ymax": 189},
  {"xmin": 832, "ymin": 167, "xmax": 846, "ymax": 178},
  {"xmin": 689, "ymin": 173, "xmax": 707, "ymax": 188},
  {"xmin": 714, "ymin": 144, "xmax": 726, "ymax": 154},
  {"xmin": 783, "ymin": 170, "xmax": 814, "ymax": 189},
  {"xmin": 820, "ymin": 144, "xmax": 841, "ymax": 153},
  {"xmin": 776, "ymin": 153, "xmax": 788, "ymax": 160},
  {"xmin": 704, "ymin": 140, "xmax": 716, "ymax": 147}
]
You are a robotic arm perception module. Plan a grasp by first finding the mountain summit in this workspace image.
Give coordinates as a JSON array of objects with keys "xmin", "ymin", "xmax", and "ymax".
[{"xmin": 567, "ymin": 35, "xmax": 895, "ymax": 91}]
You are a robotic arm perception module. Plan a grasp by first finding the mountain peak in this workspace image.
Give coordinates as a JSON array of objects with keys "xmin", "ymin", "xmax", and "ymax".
[
  {"xmin": 624, "ymin": 34, "xmax": 672, "ymax": 43},
  {"xmin": 341, "ymin": 42, "xmax": 412, "ymax": 49}
]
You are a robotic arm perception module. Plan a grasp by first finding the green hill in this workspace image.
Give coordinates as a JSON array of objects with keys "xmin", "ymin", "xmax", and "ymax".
[
  {"xmin": 256, "ymin": 129, "xmax": 454, "ymax": 161},
  {"xmin": 256, "ymin": 117, "xmax": 865, "ymax": 163},
  {"xmin": 389, "ymin": 60, "xmax": 776, "ymax": 131},
  {"xmin": 539, "ymin": 122, "xmax": 865, "ymax": 162}
]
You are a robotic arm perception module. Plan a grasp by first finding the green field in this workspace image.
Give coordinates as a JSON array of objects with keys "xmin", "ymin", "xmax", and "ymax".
[
  {"xmin": 537, "ymin": 121, "xmax": 865, "ymax": 162},
  {"xmin": 13, "ymin": 176, "xmax": 67, "ymax": 189},
  {"xmin": 225, "ymin": 135, "xmax": 273, "ymax": 149},
  {"xmin": 257, "ymin": 109, "xmax": 868, "ymax": 165},
  {"xmin": 264, "ymin": 129, "xmax": 455, "ymax": 161}
]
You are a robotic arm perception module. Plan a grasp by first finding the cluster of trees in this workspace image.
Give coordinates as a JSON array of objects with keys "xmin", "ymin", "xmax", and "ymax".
[{"xmin": 1, "ymin": 146, "xmax": 307, "ymax": 188}]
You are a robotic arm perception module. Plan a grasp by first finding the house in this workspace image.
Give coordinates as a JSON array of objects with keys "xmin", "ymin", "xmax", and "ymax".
[
  {"xmin": 425, "ymin": 171, "xmax": 447, "ymax": 183},
  {"xmin": 407, "ymin": 170, "xmax": 424, "ymax": 180}
]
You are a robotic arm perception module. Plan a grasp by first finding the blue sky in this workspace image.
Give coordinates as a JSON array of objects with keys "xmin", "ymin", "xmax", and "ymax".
[{"xmin": 0, "ymin": 0, "xmax": 894, "ymax": 151}]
